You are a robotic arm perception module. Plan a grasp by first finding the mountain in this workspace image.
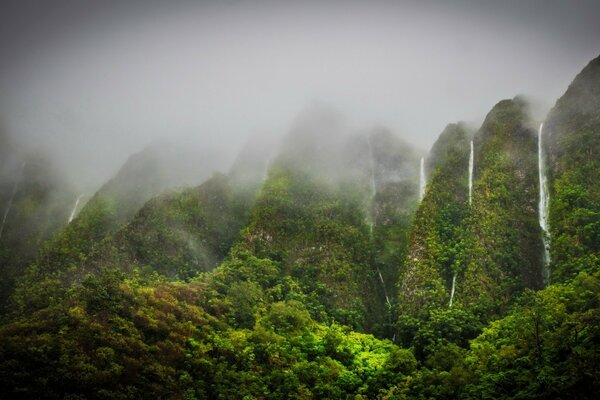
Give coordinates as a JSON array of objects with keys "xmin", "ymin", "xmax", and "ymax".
[
  {"xmin": 90, "ymin": 173, "xmax": 252, "ymax": 280},
  {"xmin": 398, "ymin": 122, "xmax": 472, "ymax": 317},
  {"xmin": 399, "ymin": 97, "xmax": 544, "ymax": 321},
  {"xmin": 460, "ymin": 97, "xmax": 544, "ymax": 311},
  {"xmin": 1, "ymin": 56, "xmax": 600, "ymax": 399},
  {"xmin": 545, "ymin": 55, "xmax": 600, "ymax": 282},
  {"xmin": 0, "ymin": 155, "xmax": 75, "ymax": 312}
]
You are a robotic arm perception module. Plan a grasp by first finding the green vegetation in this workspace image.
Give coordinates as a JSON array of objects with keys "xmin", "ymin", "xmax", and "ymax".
[
  {"xmin": 398, "ymin": 123, "xmax": 471, "ymax": 317},
  {"xmin": 1, "ymin": 56, "xmax": 600, "ymax": 398},
  {"xmin": 461, "ymin": 98, "xmax": 544, "ymax": 313},
  {"xmin": 0, "ymin": 159, "xmax": 74, "ymax": 313},
  {"xmin": 546, "ymin": 56, "xmax": 600, "ymax": 283},
  {"xmin": 10, "ymin": 173, "xmax": 253, "ymax": 317},
  {"xmin": 235, "ymin": 163, "xmax": 375, "ymax": 330}
]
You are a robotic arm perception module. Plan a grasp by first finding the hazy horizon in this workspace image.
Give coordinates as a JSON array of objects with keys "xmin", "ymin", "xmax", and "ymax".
[{"xmin": 1, "ymin": 0, "xmax": 599, "ymax": 190}]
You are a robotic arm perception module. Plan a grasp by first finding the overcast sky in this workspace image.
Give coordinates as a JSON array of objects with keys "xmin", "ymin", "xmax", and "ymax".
[{"xmin": 0, "ymin": 0, "xmax": 599, "ymax": 188}]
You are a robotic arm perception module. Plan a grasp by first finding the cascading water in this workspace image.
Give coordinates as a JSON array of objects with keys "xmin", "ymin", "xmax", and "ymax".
[
  {"xmin": 68, "ymin": 194, "xmax": 84, "ymax": 223},
  {"xmin": 366, "ymin": 135, "xmax": 391, "ymax": 308},
  {"xmin": 449, "ymin": 141, "xmax": 474, "ymax": 308},
  {"xmin": 538, "ymin": 123, "xmax": 551, "ymax": 283},
  {"xmin": 0, "ymin": 162, "xmax": 26, "ymax": 240},
  {"xmin": 448, "ymin": 273, "xmax": 457, "ymax": 308},
  {"xmin": 419, "ymin": 157, "xmax": 425, "ymax": 200},
  {"xmin": 468, "ymin": 140, "xmax": 474, "ymax": 206}
]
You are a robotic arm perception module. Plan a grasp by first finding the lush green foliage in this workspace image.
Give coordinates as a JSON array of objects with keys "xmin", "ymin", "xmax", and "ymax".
[
  {"xmin": 235, "ymin": 164, "xmax": 375, "ymax": 329},
  {"xmin": 463, "ymin": 272, "xmax": 600, "ymax": 399},
  {"xmin": 0, "ymin": 160, "xmax": 74, "ymax": 314},
  {"xmin": 2, "ymin": 57, "xmax": 600, "ymax": 398},
  {"xmin": 0, "ymin": 268, "xmax": 417, "ymax": 399},
  {"xmin": 460, "ymin": 98, "xmax": 544, "ymax": 313},
  {"xmin": 398, "ymin": 123, "xmax": 471, "ymax": 317},
  {"xmin": 546, "ymin": 56, "xmax": 600, "ymax": 282}
]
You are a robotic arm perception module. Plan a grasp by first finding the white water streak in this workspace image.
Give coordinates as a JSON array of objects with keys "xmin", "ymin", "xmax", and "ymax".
[
  {"xmin": 0, "ymin": 162, "xmax": 26, "ymax": 240},
  {"xmin": 68, "ymin": 194, "xmax": 85, "ymax": 223},
  {"xmin": 449, "ymin": 272, "xmax": 457, "ymax": 308},
  {"xmin": 468, "ymin": 140, "xmax": 474, "ymax": 206},
  {"xmin": 538, "ymin": 123, "xmax": 551, "ymax": 283}
]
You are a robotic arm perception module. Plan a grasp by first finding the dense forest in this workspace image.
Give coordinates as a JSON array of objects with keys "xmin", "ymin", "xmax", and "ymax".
[{"xmin": 1, "ymin": 55, "xmax": 599, "ymax": 399}]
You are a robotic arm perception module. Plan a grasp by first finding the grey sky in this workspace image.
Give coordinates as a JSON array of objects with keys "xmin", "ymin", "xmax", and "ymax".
[{"xmin": 1, "ymin": 0, "xmax": 599, "ymax": 189}]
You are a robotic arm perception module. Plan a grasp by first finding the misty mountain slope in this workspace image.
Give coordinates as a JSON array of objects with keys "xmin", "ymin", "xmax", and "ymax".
[
  {"xmin": 52, "ymin": 141, "xmax": 224, "ymax": 252},
  {"xmin": 396, "ymin": 99, "xmax": 543, "ymax": 354},
  {"xmin": 232, "ymin": 162, "xmax": 376, "ymax": 329},
  {"xmin": 78, "ymin": 134, "xmax": 276, "ymax": 282},
  {"xmin": 460, "ymin": 97, "xmax": 544, "ymax": 313},
  {"xmin": 0, "ymin": 157, "xmax": 75, "ymax": 313},
  {"xmin": 545, "ymin": 54, "xmax": 600, "ymax": 283},
  {"xmin": 10, "ymin": 142, "xmax": 223, "ymax": 280},
  {"xmin": 398, "ymin": 123, "xmax": 472, "ymax": 317},
  {"xmin": 228, "ymin": 133, "xmax": 279, "ymax": 193},
  {"xmin": 90, "ymin": 173, "xmax": 252, "ymax": 280},
  {"xmin": 81, "ymin": 142, "xmax": 224, "ymax": 226},
  {"xmin": 225, "ymin": 118, "xmax": 422, "ymax": 333},
  {"xmin": 2, "ymin": 52, "xmax": 600, "ymax": 399},
  {"xmin": 10, "ymin": 173, "xmax": 255, "ymax": 316},
  {"xmin": 366, "ymin": 128, "xmax": 422, "ymax": 311}
]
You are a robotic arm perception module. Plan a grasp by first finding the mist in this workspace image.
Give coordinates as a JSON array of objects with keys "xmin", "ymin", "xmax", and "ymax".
[{"xmin": 1, "ymin": 0, "xmax": 599, "ymax": 191}]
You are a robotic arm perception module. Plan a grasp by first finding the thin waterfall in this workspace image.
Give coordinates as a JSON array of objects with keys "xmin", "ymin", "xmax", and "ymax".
[
  {"xmin": 450, "ymin": 141, "xmax": 473, "ymax": 308},
  {"xmin": 468, "ymin": 140, "xmax": 474, "ymax": 206},
  {"xmin": 377, "ymin": 269, "xmax": 391, "ymax": 307},
  {"xmin": 263, "ymin": 158, "xmax": 271, "ymax": 181},
  {"xmin": 449, "ymin": 273, "xmax": 457, "ymax": 308},
  {"xmin": 68, "ymin": 194, "xmax": 85, "ymax": 223},
  {"xmin": 0, "ymin": 162, "xmax": 26, "ymax": 240},
  {"xmin": 419, "ymin": 157, "xmax": 425, "ymax": 200},
  {"xmin": 366, "ymin": 135, "xmax": 391, "ymax": 308},
  {"xmin": 538, "ymin": 123, "xmax": 550, "ymax": 283}
]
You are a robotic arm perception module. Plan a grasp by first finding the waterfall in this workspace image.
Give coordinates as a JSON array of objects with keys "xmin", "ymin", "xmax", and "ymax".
[
  {"xmin": 366, "ymin": 135, "xmax": 391, "ymax": 308},
  {"xmin": 448, "ymin": 272, "xmax": 457, "ymax": 308},
  {"xmin": 0, "ymin": 162, "xmax": 26, "ymax": 240},
  {"xmin": 449, "ymin": 141, "xmax": 474, "ymax": 307},
  {"xmin": 468, "ymin": 140, "xmax": 474, "ymax": 206},
  {"xmin": 68, "ymin": 194, "xmax": 85, "ymax": 223},
  {"xmin": 377, "ymin": 269, "xmax": 391, "ymax": 307},
  {"xmin": 538, "ymin": 123, "xmax": 550, "ymax": 283},
  {"xmin": 419, "ymin": 157, "xmax": 425, "ymax": 200},
  {"xmin": 263, "ymin": 158, "xmax": 271, "ymax": 181}
]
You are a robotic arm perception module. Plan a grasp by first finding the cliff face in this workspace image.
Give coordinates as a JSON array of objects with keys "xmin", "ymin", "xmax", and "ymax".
[
  {"xmin": 398, "ymin": 123, "xmax": 471, "ymax": 317},
  {"xmin": 399, "ymin": 99, "xmax": 544, "ymax": 320},
  {"xmin": 545, "ymin": 55, "xmax": 600, "ymax": 283},
  {"xmin": 460, "ymin": 98, "xmax": 543, "ymax": 313}
]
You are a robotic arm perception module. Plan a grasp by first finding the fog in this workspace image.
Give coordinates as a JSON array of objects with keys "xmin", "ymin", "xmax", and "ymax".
[{"xmin": 1, "ymin": 0, "xmax": 599, "ymax": 191}]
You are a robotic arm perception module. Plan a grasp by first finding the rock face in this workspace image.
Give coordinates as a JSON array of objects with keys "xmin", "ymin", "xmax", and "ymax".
[
  {"xmin": 545, "ymin": 55, "xmax": 600, "ymax": 283},
  {"xmin": 460, "ymin": 98, "xmax": 544, "ymax": 313}
]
